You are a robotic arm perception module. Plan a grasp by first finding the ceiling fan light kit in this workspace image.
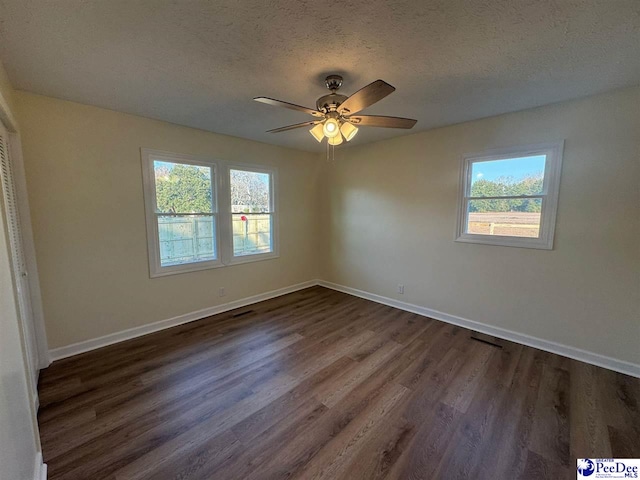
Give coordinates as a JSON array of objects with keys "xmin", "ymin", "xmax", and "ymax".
[
  {"xmin": 327, "ymin": 134, "xmax": 343, "ymax": 146},
  {"xmin": 254, "ymin": 75, "xmax": 417, "ymax": 150},
  {"xmin": 322, "ymin": 117, "xmax": 341, "ymax": 138},
  {"xmin": 309, "ymin": 123, "xmax": 325, "ymax": 142},
  {"xmin": 340, "ymin": 121, "xmax": 358, "ymax": 141}
]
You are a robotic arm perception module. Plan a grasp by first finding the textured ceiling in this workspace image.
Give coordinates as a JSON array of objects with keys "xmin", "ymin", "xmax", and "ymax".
[{"xmin": 0, "ymin": 0, "xmax": 639, "ymax": 152}]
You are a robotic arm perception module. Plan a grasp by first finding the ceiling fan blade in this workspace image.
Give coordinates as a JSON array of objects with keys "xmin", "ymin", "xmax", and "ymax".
[
  {"xmin": 338, "ymin": 80, "xmax": 396, "ymax": 115},
  {"xmin": 347, "ymin": 115, "xmax": 417, "ymax": 129},
  {"xmin": 266, "ymin": 121, "xmax": 319, "ymax": 133},
  {"xmin": 254, "ymin": 97, "xmax": 324, "ymax": 117}
]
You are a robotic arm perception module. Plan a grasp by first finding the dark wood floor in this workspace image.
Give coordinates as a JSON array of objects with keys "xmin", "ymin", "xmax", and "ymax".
[{"xmin": 38, "ymin": 286, "xmax": 639, "ymax": 480}]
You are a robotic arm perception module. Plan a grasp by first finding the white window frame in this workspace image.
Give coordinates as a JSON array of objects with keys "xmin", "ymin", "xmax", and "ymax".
[
  {"xmin": 141, "ymin": 149, "xmax": 222, "ymax": 277},
  {"xmin": 141, "ymin": 149, "xmax": 279, "ymax": 277},
  {"xmin": 223, "ymin": 163, "xmax": 279, "ymax": 266},
  {"xmin": 455, "ymin": 141, "xmax": 564, "ymax": 250}
]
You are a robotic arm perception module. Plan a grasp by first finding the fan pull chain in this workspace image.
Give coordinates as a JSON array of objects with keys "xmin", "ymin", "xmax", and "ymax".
[{"xmin": 325, "ymin": 140, "xmax": 337, "ymax": 162}]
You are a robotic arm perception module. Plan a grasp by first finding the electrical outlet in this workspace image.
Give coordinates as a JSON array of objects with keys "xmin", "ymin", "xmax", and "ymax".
[
  {"xmin": 397, "ymin": 284, "xmax": 404, "ymax": 294},
  {"xmin": 219, "ymin": 287, "xmax": 226, "ymax": 297}
]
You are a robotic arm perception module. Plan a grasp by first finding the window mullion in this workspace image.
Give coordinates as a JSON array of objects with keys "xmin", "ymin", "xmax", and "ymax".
[
  {"xmin": 466, "ymin": 194, "xmax": 545, "ymax": 201},
  {"xmin": 156, "ymin": 212, "xmax": 215, "ymax": 217},
  {"xmin": 218, "ymin": 165, "xmax": 232, "ymax": 265}
]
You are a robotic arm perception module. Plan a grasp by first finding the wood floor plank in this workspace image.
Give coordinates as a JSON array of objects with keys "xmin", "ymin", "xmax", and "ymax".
[
  {"xmin": 209, "ymin": 395, "xmax": 330, "ymax": 480},
  {"xmin": 470, "ymin": 344, "xmax": 540, "ymax": 480},
  {"xmin": 429, "ymin": 339, "xmax": 522, "ymax": 479},
  {"xmin": 54, "ymin": 372, "xmax": 297, "ymax": 479},
  {"xmin": 520, "ymin": 450, "xmax": 571, "ymax": 480},
  {"xmin": 440, "ymin": 343, "xmax": 494, "ymax": 413},
  {"xmin": 337, "ymin": 392, "xmax": 418, "ymax": 480},
  {"xmin": 37, "ymin": 286, "xmax": 640, "ymax": 480},
  {"xmin": 388, "ymin": 338, "xmax": 517, "ymax": 479},
  {"xmin": 569, "ymin": 362, "xmax": 614, "ymax": 459},
  {"xmin": 317, "ymin": 339, "xmax": 403, "ymax": 408},
  {"xmin": 290, "ymin": 382, "xmax": 411, "ymax": 480},
  {"xmin": 529, "ymin": 362, "xmax": 571, "ymax": 467},
  {"xmin": 113, "ymin": 428, "xmax": 241, "ymax": 480},
  {"xmin": 385, "ymin": 401, "xmax": 463, "ymax": 480},
  {"xmin": 229, "ymin": 357, "xmax": 354, "ymax": 444}
]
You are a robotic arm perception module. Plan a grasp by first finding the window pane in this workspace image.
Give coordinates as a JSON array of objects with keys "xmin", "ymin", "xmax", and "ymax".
[
  {"xmin": 470, "ymin": 155, "xmax": 545, "ymax": 197},
  {"xmin": 230, "ymin": 169, "xmax": 270, "ymax": 213},
  {"xmin": 467, "ymin": 198, "xmax": 542, "ymax": 238},
  {"xmin": 154, "ymin": 160, "xmax": 214, "ymax": 213},
  {"xmin": 158, "ymin": 215, "xmax": 216, "ymax": 266},
  {"xmin": 232, "ymin": 213, "xmax": 272, "ymax": 256}
]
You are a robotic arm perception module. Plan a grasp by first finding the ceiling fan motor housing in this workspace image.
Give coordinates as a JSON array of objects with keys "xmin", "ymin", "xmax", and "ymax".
[
  {"xmin": 316, "ymin": 93, "xmax": 348, "ymax": 113},
  {"xmin": 317, "ymin": 75, "xmax": 347, "ymax": 113}
]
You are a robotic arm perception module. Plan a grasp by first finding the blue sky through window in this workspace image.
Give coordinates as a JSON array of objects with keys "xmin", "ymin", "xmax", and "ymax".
[
  {"xmin": 471, "ymin": 155, "xmax": 546, "ymax": 183},
  {"xmin": 155, "ymin": 160, "xmax": 176, "ymax": 170}
]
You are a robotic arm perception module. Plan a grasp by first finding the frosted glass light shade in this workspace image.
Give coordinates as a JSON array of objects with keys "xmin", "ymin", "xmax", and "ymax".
[
  {"xmin": 328, "ymin": 133, "xmax": 343, "ymax": 146},
  {"xmin": 323, "ymin": 118, "xmax": 340, "ymax": 138},
  {"xmin": 340, "ymin": 122, "xmax": 358, "ymax": 141},
  {"xmin": 309, "ymin": 123, "xmax": 324, "ymax": 142}
]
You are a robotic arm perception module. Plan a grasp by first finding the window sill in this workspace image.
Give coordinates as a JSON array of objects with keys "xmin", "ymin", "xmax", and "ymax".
[
  {"xmin": 225, "ymin": 252, "xmax": 280, "ymax": 266},
  {"xmin": 149, "ymin": 252, "xmax": 280, "ymax": 278},
  {"xmin": 150, "ymin": 259, "xmax": 225, "ymax": 278},
  {"xmin": 455, "ymin": 233, "xmax": 553, "ymax": 250}
]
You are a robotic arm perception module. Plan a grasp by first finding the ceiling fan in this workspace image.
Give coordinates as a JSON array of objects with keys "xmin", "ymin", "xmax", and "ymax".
[{"xmin": 254, "ymin": 75, "xmax": 417, "ymax": 146}]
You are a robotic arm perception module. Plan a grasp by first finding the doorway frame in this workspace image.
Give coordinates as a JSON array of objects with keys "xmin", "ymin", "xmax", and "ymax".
[{"xmin": 0, "ymin": 89, "xmax": 50, "ymax": 385}]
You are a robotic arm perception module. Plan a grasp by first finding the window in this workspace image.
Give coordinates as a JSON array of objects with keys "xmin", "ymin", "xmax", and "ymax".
[
  {"xmin": 229, "ymin": 168, "xmax": 276, "ymax": 260},
  {"xmin": 456, "ymin": 142, "xmax": 563, "ymax": 249},
  {"xmin": 141, "ymin": 150, "xmax": 220, "ymax": 276},
  {"xmin": 141, "ymin": 149, "xmax": 277, "ymax": 276}
]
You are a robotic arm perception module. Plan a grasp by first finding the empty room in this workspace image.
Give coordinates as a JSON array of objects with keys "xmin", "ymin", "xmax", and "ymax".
[{"xmin": 0, "ymin": 1, "xmax": 639, "ymax": 479}]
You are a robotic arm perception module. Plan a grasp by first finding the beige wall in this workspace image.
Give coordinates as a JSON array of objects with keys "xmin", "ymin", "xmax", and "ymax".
[
  {"xmin": 15, "ymin": 91, "xmax": 321, "ymax": 349},
  {"xmin": 0, "ymin": 61, "xmax": 42, "ymax": 480},
  {"xmin": 322, "ymin": 86, "xmax": 640, "ymax": 365}
]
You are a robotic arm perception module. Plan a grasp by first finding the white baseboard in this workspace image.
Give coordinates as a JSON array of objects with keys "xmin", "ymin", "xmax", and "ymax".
[
  {"xmin": 48, "ymin": 280, "xmax": 317, "ymax": 361},
  {"xmin": 46, "ymin": 278, "xmax": 639, "ymax": 378},
  {"xmin": 317, "ymin": 280, "xmax": 640, "ymax": 378},
  {"xmin": 40, "ymin": 352, "xmax": 52, "ymax": 369},
  {"xmin": 34, "ymin": 452, "xmax": 47, "ymax": 480}
]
